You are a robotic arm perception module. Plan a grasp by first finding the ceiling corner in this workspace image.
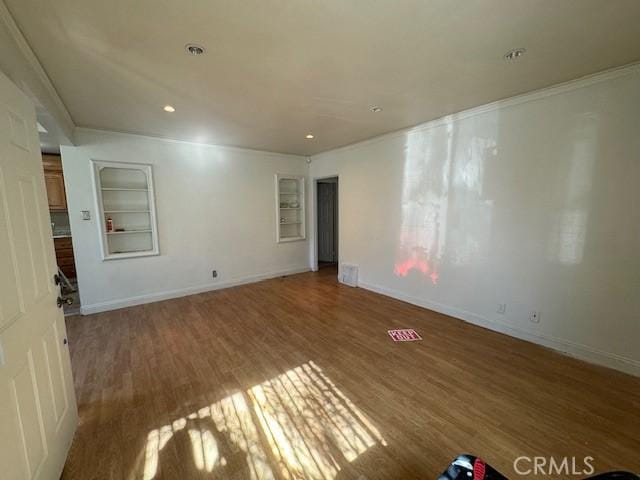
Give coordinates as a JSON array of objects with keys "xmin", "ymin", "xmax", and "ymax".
[{"xmin": 0, "ymin": 0, "xmax": 75, "ymax": 144}]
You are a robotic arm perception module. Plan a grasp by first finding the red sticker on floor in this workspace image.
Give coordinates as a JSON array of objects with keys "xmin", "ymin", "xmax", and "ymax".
[{"xmin": 388, "ymin": 329, "xmax": 422, "ymax": 342}]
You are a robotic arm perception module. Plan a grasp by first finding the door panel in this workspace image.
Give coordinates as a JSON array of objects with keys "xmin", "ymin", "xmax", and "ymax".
[
  {"xmin": 0, "ymin": 169, "xmax": 22, "ymax": 329},
  {"xmin": 42, "ymin": 322, "xmax": 68, "ymax": 426},
  {"xmin": 18, "ymin": 176, "xmax": 51, "ymax": 301},
  {"xmin": 8, "ymin": 109, "xmax": 29, "ymax": 151},
  {"xmin": 0, "ymin": 70, "xmax": 77, "ymax": 479},
  {"xmin": 12, "ymin": 353, "xmax": 48, "ymax": 478}
]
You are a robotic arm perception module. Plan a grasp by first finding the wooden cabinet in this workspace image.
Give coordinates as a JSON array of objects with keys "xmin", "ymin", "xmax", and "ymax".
[
  {"xmin": 44, "ymin": 154, "xmax": 76, "ymax": 278},
  {"xmin": 54, "ymin": 237, "xmax": 76, "ymax": 279},
  {"xmin": 44, "ymin": 172, "xmax": 67, "ymax": 210},
  {"xmin": 42, "ymin": 154, "xmax": 67, "ymax": 211}
]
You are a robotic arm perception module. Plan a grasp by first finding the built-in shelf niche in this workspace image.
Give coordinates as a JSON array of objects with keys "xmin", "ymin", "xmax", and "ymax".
[
  {"xmin": 275, "ymin": 174, "xmax": 305, "ymax": 243},
  {"xmin": 92, "ymin": 160, "xmax": 159, "ymax": 260}
]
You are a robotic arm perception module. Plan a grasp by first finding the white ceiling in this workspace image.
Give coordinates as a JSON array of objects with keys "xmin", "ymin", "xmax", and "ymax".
[{"xmin": 6, "ymin": 0, "xmax": 640, "ymax": 155}]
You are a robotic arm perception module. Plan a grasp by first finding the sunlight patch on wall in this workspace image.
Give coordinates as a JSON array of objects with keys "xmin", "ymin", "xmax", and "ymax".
[
  {"xmin": 547, "ymin": 113, "xmax": 598, "ymax": 265},
  {"xmin": 394, "ymin": 118, "xmax": 495, "ymax": 283},
  {"xmin": 394, "ymin": 125, "xmax": 452, "ymax": 284},
  {"xmin": 141, "ymin": 361, "xmax": 386, "ymax": 480}
]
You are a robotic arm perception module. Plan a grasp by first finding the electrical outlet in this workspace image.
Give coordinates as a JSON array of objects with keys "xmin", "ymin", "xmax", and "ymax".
[
  {"xmin": 212, "ymin": 270, "xmax": 218, "ymax": 279},
  {"xmin": 497, "ymin": 303, "xmax": 507, "ymax": 314},
  {"xmin": 529, "ymin": 311, "xmax": 541, "ymax": 323}
]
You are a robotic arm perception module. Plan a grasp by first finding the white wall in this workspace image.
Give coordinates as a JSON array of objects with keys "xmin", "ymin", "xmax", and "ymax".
[
  {"xmin": 62, "ymin": 129, "xmax": 309, "ymax": 314},
  {"xmin": 309, "ymin": 66, "xmax": 640, "ymax": 376}
]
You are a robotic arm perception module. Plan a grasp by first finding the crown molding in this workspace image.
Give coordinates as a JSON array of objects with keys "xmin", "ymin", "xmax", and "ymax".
[
  {"xmin": 74, "ymin": 127, "xmax": 308, "ymax": 160},
  {"xmin": 312, "ymin": 61, "xmax": 640, "ymax": 159},
  {"xmin": 0, "ymin": 0, "xmax": 75, "ymax": 140}
]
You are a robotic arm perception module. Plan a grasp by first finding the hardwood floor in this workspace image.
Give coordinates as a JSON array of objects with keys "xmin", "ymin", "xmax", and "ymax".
[{"xmin": 63, "ymin": 268, "xmax": 640, "ymax": 480}]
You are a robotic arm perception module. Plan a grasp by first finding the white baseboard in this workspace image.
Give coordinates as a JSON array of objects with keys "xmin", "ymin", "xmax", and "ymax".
[
  {"xmin": 358, "ymin": 280, "xmax": 640, "ymax": 378},
  {"xmin": 80, "ymin": 266, "xmax": 310, "ymax": 315}
]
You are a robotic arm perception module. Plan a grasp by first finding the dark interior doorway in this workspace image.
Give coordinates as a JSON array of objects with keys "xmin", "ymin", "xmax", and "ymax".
[{"xmin": 316, "ymin": 177, "xmax": 338, "ymax": 269}]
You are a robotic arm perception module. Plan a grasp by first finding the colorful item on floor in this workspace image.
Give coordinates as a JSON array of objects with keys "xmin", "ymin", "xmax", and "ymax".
[{"xmin": 388, "ymin": 328, "xmax": 422, "ymax": 341}]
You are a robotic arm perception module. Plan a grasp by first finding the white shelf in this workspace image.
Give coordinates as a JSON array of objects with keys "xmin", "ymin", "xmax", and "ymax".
[
  {"xmin": 279, "ymin": 235, "xmax": 305, "ymax": 242},
  {"xmin": 105, "ymin": 249, "xmax": 155, "ymax": 259},
  {"xmin": 275, "ymin": 174, "xmax": 305, "ymax": 243},
  {"xmin": 104, "ymin": 210, "xmax": 150, "ymax": 213},
  {"xmin": 106, "ymin": 230, "xmax": 152, "ymax": 235},
  {"xmin": 92, "ymin": 160, "xmax": 159, "ymax": 260}
]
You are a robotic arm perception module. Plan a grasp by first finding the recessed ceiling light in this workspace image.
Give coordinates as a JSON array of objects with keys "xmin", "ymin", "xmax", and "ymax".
[
  {"xmin": 163, "ymin": 105, "xmax": 176, "ymax": 112},
  {"xmin": 305, "ymin": 134, "xmax": 314, "ymax": 139},
  {"xmin": 504, "ymin": 48, "xmax": 526, "ymax": 61},
  {"xmin": 185, "ymin": 44, "xmax": 206, "ymax": 55},
  {"xmin": 371, "ymin": 106, "xmax": 382, "ymax": 113}
]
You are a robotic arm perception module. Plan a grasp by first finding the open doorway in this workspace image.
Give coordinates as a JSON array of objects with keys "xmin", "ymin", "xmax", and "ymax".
[
  {"xmin": 39, "ymin": 112, "xmax": 81, "ymax": 315},
  {"xmin": 315, "ymin": 177, "xmax": 339, "ymax": 273},
  {"xmin": 42, "ymin": 152, "xmax": 81, "ymax": 315}
]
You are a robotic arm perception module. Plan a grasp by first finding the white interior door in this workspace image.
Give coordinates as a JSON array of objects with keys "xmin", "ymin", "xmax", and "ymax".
[{"xmin": 0, "ymin": 71, "xmax": 77, "ymax": 479}]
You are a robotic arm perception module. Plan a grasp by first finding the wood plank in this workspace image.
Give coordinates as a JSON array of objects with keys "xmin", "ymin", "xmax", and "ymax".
[
  {"xmin": 42, "ymin": 153, "xmax": 63, "ymax": 172},
  {"xmin": 62, "ymin": 267, "xmax": 640, "ymax": 479},
  {"xmin": 54, "ymin": 237, "xmax": 73, "ymax": 249}
]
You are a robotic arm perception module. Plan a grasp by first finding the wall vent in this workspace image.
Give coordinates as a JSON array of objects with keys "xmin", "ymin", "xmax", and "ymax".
[{"xmin": 339, "ymin": 263, "xmax": 358, "ymax": 287}]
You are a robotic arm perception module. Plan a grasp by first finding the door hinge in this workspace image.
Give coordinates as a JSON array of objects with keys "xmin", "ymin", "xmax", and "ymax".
[{"xmin": 57, "ymin": 296, "xmax": 73, "ymax": 308}]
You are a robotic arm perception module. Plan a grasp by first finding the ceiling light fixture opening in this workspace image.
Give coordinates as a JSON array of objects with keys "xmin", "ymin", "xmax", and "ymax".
[
  {"xmin": 371, "ymin": 106, "xmax": 382, "ymax": 113},
  {"xmin": 305, "ymin": 134, "xmax": 314, "ymax": 139},
  {"xmin": 504, "ymin": 48, "xmax": 526, "ymax": 61},
  {"xmin": 163, "ymin": 105, "xmax": 176, "ymax": 112},
  {"xmin": 185, "ymin": 44, "xmax": 206, "ymax": 55}
]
